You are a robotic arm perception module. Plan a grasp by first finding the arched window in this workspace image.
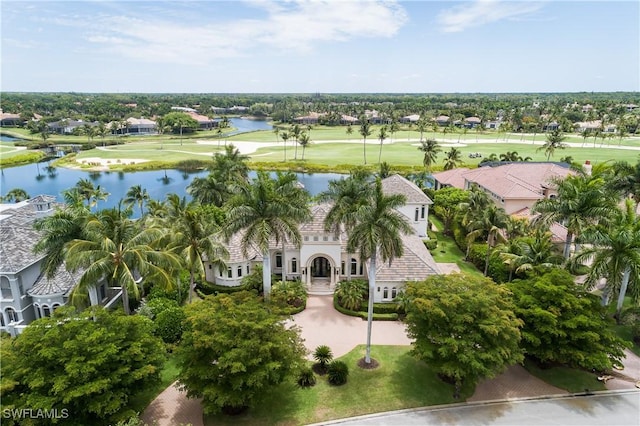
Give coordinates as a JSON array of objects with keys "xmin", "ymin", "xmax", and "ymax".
[
  {"xmin": 421, "ymin": 205, "xmax": 426, "ymax": 219},
  {"xmin": 246, "ymin": 264, "xmax": 250, "ymax": 274},
  {"xmin": 219, "ymin": 268, "xmax": 223, "ymax": 278},
  {"xmin": 341, "ymin": 261, "xmax": 345, "ymax": 275},
  {"xmin": 383, "ymin": 287, "xmax": 389, "ymax": 299},
  {"xmin": 237, "ymin": 266, "xmax": 243, "ymax": 277},
  {"xmin": 291, "ymin": 258, "xmax": 298, "ymax": 273},
  {"xmin": 6, "ymin": 307, "xmax": 18, "ymax": 322},
  {"xmin": 414, "ymin": 208, "xmax": 419, "ymax": 221},
  {"xmin": 34, "ymin": 304, "xmax": 41, "ymax": 319},
  {"xmin": 351, "ymin": 258, "xmax": 357, "ymax": 275},
  {"xmin": 52, "ymin": 303, "xmax": 60, "ymax": 312},
  {"xmin": 359, "ymin": 263, "xmax": 364, "ymax": 275},
  {"xmin": 227, "ymin": 267, "xmax": 232, "ymax": 278},
  {"xmin": 0, "ymin": 314, "xmax": 4, "ymax": 327},
  {"xmin": 42, "ymin": 305, "xmax": 51, "ymax": 318},
  {"xmin": 275, "ymin": 253, "xmax": 282, "ymax": 268},
  {"xmin": 391, "ymin": 287, "xmax": 397, "ymax": 299}
]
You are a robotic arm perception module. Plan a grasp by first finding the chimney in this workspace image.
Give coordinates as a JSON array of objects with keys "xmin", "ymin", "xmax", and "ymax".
[{"xmin": 583, "ymin": 160, "xmax": 592, "ymax": 176}]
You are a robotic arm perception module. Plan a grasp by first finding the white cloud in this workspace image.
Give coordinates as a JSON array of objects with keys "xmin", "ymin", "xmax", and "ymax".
[
  {"xmin": 437, "ymin": 0, "xmax": 545, "ymax": 33},
  {"xmin": 74, "ymin": 0, "xmax": 408, "ymax": 64}
]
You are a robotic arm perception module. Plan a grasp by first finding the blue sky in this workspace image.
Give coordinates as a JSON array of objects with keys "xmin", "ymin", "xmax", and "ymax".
[{"xmin": 1, "ymin": 1, "xmax": 638, "ymax": 93}]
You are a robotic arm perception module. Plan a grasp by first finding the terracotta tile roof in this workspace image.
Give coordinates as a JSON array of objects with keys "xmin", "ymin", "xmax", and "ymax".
[
  {"xmin": 432, "ymin": 168, "xmax": 470, "ymax": 189},
  {"xmin": 381, "ymin": 174, "xmax": 433, "ymax": 204},
  {"xmin": 512, "ymin": 207, "xmax": 568, "ymax": 243},
  {"xmin": 462, "ymin": 163, "xmax": 573, "ymax": 200},
  {"xmin": 373, "ymin": 234, "xmax": 440, "ymax": 282}
]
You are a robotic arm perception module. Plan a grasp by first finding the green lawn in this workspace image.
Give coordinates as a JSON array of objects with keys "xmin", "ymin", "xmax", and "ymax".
[
  {"xmin": 523, "ymin": 358, "xmax": 606, "ymax": 393},
  {"xmin": 204, "ymin": 345, "xmax": 468, "ymax": 426},
  {"xmin": 428, "ymin": 216, "xmax": 482, "ymax": 277}
]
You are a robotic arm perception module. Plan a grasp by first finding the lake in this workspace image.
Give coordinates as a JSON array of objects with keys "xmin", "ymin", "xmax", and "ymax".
[{"xmin": 0, "ymin": 164, "xmax": 341, "ymax": 215}]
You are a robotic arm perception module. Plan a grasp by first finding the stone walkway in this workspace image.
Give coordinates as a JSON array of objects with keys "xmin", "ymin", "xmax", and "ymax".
[{"xmin": 141, "ymin": 294, "xmax": 640, "ymax": 426}]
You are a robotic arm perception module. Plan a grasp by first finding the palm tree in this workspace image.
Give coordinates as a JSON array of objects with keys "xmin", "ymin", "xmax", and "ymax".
[
  {"xmin": 537, "ymin": 128, "xmax": 567, "ymax": 160},
  {"xmin": 465, "ymin": 204, "xmax": 509, "ymax": 276},
  {"xmin": 319, "ymin": 171, "xmax": 374, "ymax": 282},
  {"xmin": 359, "ymin": 116, "xmax": 372, "ymax": 165},
  {"xmin": 124, "ymin": 184, "xmax": 150, "ymax": 216},
  {"xmin": 346, "ymin": 125, "xmax": 353, "ymax": 141},
  {"xmin": 299, "ymin": 132, "xmax": 310, "ymax": 160},
  {"xmin": 292, "ymin": 124, "xmax": 302, "ymax": 160},
  {"xmin": 377, "ymin": 125, "xmax": 388, "ymax": 164},
  {"xmin": 2, "ymin": 188, "xmax": 30, "ymax": 202},
  {"xmin": 347, "ymin": 178, "xmax": 412, "ymax": 364},
  {"xmin": 163, "ymin": 194, "xmax": 228, "ymax": 303},
  {"xmin": 64, "ymin": 203, "xmax": 180, "ymax": 314},
  {"xmin": 417, "ymin": 139, "xmax": 442, "ymax": 171},
  {"xmin": 224, "ymin": 171, "xmax": 311, "ymax": 300},
  {"xmin": 187, "ymin": 174, "xmax": 230, "ymax": 207},
  {"xmin": 416, "ymin": 116, "xmax": 428, "ymax": 142},
  {"xmin": 609, "ymin": 160, "xmax": 640, "ymax": 202},
  {"xmin": 533, "ymin": 174, "xmax": 618, "ymax": 258},
  {"xmin": 92, "ymin": 185, "xmax": 110, "ymax": 211},
  {"xmin": 499, "ymin": 231, "xmax": 563, "ymax": 281},
  {"xmin": 280, "ymin": 131, "xmax": 290, "ymax": 162},
  {"xmin": 443, "ymin": 147, "xmax": 463, "ymax": 170},
  {"xmin": 573, "ymin": 199, "xmax": 640, "ymax": 320},
  {"xmin": 74, "ymin": 178, "xmax": 97, "ymax": 208}
]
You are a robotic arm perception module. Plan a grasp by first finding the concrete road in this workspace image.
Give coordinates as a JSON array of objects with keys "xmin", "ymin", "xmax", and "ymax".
[{"xmin": 318, "ymin": 390, "xmax": 640, "ymax": 426}]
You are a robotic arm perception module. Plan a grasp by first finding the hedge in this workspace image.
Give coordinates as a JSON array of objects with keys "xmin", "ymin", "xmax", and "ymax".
[
  {"xmin": 196, "ymin": 281, "xmax": 250, "ymax": 295},
  {"xmin": 333, "ymin": 295, "xmax": 399, "ymax": 321}
]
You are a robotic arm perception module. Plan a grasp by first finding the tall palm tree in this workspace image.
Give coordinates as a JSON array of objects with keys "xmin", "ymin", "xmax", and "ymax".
[
  {"xmin": 319, "ymin": 171, "xmax": 374, "ymax": 282},
  {"xmin": 224, "ymin": 172, "xmax": 311, "ymax": 300},
  {"xmin": 92, "ymin": 185, "xmax": 110, "ymax": 211},
  {"xmin": 280, "ymin": 131, "xmax": 290, "ymax": 162},
  {"xmin": 465, "ymin": 204, "xmax": 509, "ymax": 276},
  {"xmin": 163, "ymin": 194, "xmax": 228, "ymax": 303},
  {"xmin": 292, "ymin": 124, "xmax": 302, "ymax": 160},
  {"xmin": 359, "ymin": 116, "xmax": 372, "ymax": 165},
  {"xmin": 2, "ymin": 188, "xmax": 30, "ymax": 202},
  {"xmin": 347, "ymin": 178, "xmax": 412, "ymax": 364},
  {"xmin": 533, "ymin": 174, "xmax": 618, "ymax": 258},
  {"xmin": 299, "ymin": 132, "xmax": 310, "ymax": 161},
  {"xmin": 187, "ymin": 174, "xmax": 230, "ymax": 207},
  {"xmin": 124, "ymin": 184, "xmax": 150, "ymax": 216},
  {"xmin": 609, "ymin": 160, "xmax": 640, "ymax": 203},
  {"xmin": 416, "ymin": 116, "xmax": 428, "ymax": 142},
  {"xmin": 443, "ymin": 147, "xmax": 463, "ymax": 170},
  {"xmin": 75, "ymin": 178, "xmax": 96, "ymax": 208},
  {"xmin": 537, "ymin": 128, "xmax": 567, "ymax": 160},
  {"xmin": 417, "ymin": 139, "xmax": 442, "ymax": 171},
  {"xmin": 64, "ymin": 203, "xmax": 180, "ymax": 314},
  {"xmin": 377, "ymin": 125, "xmax": 388, "ymax": 164},
  {"xmin": 573, "ymin": 199, "xmax": 640, "ymax": 320}
]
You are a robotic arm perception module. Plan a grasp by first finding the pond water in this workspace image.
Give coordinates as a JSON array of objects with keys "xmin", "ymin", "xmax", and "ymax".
[
  {"xmin": 226, "ymin": 117, "xmax": 273, "ymax": 135},
  {"xmin": 1, "ymin": 135, "xmax": 22, "ymax": 142},
  {"xmin": 0, "ymin": 164, "xmax": 341, "ymax": 216}
]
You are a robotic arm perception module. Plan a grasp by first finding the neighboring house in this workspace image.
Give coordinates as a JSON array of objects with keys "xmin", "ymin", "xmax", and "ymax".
[
  {"xmin": 186, "ymin": 112, "xmax": 217, "ymax": 130},
  {"xmin": 400, "ymin": 114, "xmax": 420, "ymax": 124},
  {"xmin": 204, "ymin": 174, "xmax": 439, "ymax": 302},
  {"xmin": 48, "ymin": 120, "xmax": 99, "ymax": 135},
  {"xmin": 484, "ymin": 120, "xmax": 501, "ymax": 130},
  {"xmin": 125, "ymin": 117, "xmax": 157, "ymax": 134},
  {"xmin": 434, "ymin": 115, "xmax": 450, "ymax": 126},
  {"xmin": 0, "ymin": 196, "xmax": 121, "ymax": 336},
  {"xmin": 432, "ymin": 162, "xmax": 575, "ymax": 215},
  {"xmin": 463, "ymin": 117, "xmax": 481, "ymax": 128},
  {"xmin": 574, "ymin": 120, "xmax": 602, "ymax": 133},
  {"xmin": 0, "ymin": 111, "xmax": 22, "ymax": 127},
  {"xmin": 340, "ymin": 114, "xmax": 359, "ymax": 125},
  {"xmin": 294, "ymin": 112, "xmax": 323, "ymax": 125}
]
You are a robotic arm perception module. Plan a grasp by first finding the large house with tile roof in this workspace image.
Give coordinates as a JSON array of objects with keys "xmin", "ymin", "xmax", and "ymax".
[
  {"xmin": 0, "ymin": 196, "xmax": 120, "ymax": 336},
  {"xmin": 204, "ymin": 174, "xmax": 440, "ymax": 302}
]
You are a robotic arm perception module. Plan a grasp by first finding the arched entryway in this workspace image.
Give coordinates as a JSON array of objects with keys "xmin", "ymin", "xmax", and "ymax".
[{"xmin": 311, "ymin": 256, "xmax": 331, "ymax": 278}]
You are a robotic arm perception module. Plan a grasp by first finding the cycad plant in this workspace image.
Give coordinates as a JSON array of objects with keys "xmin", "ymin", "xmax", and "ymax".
[
  {"xmin": 327, "ymin": 360, "xmax": 349, "ymax": 386},
  {"xmin": 313, "ymin": 345, "xmax": 333, "ymax": 374}
]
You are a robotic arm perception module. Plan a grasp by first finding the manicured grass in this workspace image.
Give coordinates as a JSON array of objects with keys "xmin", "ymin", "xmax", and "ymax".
[
  {"xmin": 428, "ymin": 216, "xmax": 482, "ymax": 277},
  {"xmin": 522, "ymin": 358, "xmax": 606, "ymax": 393},
  {"xmin": 613, "ymin": 325, "xmax": 640, "ymax": 357},
  {"xmin": 128, "ymin": 353, "xmax": 180, "ymax": 416},
  {"xmin": 204, "ymin": 345, "xmax": 469, "ymax": 426}
]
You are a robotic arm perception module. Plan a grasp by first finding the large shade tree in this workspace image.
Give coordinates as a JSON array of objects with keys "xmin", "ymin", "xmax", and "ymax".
[
  {"xmin": 347, "ymin": 178, "xmax": 412, "ymax": 364},
  {"xmin": 1, "ymin": 306, "xmax": 165, "ymax": 425},
  {"xmin": 176, "ymin": 292, "xmax": 307, "ymax": 415},
  {"xmin": 405, "ymin": 273, "xmax": 523, "ymax": 396}
]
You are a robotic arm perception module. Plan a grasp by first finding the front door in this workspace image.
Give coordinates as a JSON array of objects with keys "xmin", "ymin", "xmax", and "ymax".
[{"xmin": 311, "ymin": 257, "xmax": 330, "ymax": 277}]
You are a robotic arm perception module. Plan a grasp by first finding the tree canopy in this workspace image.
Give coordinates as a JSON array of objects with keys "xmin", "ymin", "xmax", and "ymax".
[
  {"xmin": 404, "ymin": 273, "xmax": 524, "ymax": 392},
  {"xmin": 508, "ymin": 269, "xmax": 628, "ymax": 371},
  {"xmin": 0, "ymin": 306, "xmax": 165, "ymax": 425},
  {"xmin": 176, "ymin": 291, "xmax": 307, "ymax": 415}
]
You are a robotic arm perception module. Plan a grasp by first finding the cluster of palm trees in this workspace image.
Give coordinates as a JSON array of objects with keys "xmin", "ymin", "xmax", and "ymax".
[
  {"xmin": 443, "ymin": 159, "xmax": 640, "ymax": 321},
  {"xmin": 273, "ymin": 123, "xmax": 312, "ymax": 162}
]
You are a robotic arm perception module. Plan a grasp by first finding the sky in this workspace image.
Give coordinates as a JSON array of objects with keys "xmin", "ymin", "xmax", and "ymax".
[{"xmin": 1, "ymin": 0, "xmax": 639, "ymax": 93}]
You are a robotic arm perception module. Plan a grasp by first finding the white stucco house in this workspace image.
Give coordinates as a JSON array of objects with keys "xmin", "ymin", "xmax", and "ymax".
[
  {"xmin": 0, "ymin": 196, "xmax": 121, "ymax": 336},
  {"xmin": 204, "ymin": 174, "xmax": 440, "ymax": 302}
]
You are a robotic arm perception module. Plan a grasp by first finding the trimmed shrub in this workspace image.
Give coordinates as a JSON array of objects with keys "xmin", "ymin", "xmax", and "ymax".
[
  {"xmin": 272, "ymin": 280, "xmax": 307, "ymax": 313},
  {"xmin": 335, "ymin": 279, "xmax": 368, "ymax": 310},
  {"xmin": 424, "ymin": 239, "xmax": 438, "ymax": 251},
  {"xmin": 327, "ymin": 360, "xmax": 349, "ymax": 386},
  {"xmin": 154, "ymin": 307, "xmax": 186, "ymax": 344},
  {"xmin": 297, "ymin": 367, "xmax": 317, "ymax": 388},
  {"xmin": 145, "ymin": 297, "xmax": 179, "ymax": 319},
  {"xmin": 333, "ymin": 295, "xmax": 399, "ymax": 321},
  {"xmin": 196, "ymin": 280, "xmax": 249, "ymax": 295}
]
